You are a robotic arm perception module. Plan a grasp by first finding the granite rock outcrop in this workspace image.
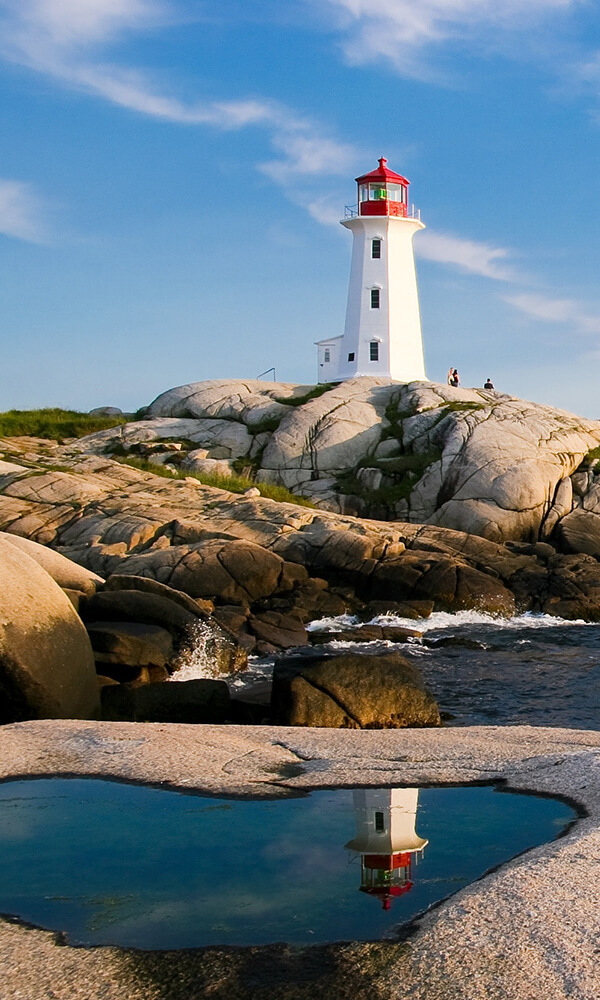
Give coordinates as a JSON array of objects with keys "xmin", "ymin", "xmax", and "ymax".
[
  {"xmin": 67, "ymin": 377, "xmax": 600, "ymax": 545},
  {"xmin": 3, "ymin": 438, "xmax": 600, "ymax": 621}
]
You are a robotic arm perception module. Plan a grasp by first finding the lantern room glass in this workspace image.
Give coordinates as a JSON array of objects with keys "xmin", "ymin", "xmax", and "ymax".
[{"xmin": 362, "ymin": 182, "xmax": 407, "ymax": 203}]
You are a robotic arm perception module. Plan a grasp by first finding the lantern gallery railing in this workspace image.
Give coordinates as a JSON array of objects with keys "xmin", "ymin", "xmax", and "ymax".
[{"xmin": 344, "ymin": 203, "xmax": 421, "ymax": 220}]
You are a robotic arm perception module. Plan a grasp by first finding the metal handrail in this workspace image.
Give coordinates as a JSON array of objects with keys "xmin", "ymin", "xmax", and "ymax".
[
  {"xmin": 257, "ymin": 367, "xmax": 276, "ymax": 381},
  {"xmin": 344, "ymin": 203, "xmax": 421, "ymax": 220}
]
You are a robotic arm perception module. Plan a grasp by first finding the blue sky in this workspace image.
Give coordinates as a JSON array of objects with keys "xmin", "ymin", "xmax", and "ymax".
[{"xmin": 3, "ymin": 1, "xmax": 600, "ymax": 416}]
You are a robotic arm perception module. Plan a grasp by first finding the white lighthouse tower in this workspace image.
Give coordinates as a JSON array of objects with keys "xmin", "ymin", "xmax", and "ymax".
[{"xmin": 316, "ymin": 158, "xmax": 427, "ymax": 384}]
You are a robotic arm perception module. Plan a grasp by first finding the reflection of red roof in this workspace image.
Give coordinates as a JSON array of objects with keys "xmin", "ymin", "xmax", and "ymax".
[
  {"xmin": 356, "ymin": 157, "xmax": 409, "ymax": 186},
  {"xmin": 360, "ymin": 883, "xmax": 414, "ymax": 909},
  {"xmin": 361, "ymin": 883, "xmax": 413, "ymax": 897}
]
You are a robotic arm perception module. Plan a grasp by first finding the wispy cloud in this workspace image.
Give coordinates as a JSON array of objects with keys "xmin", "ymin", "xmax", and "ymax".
[
  {"xmin": 417, "ymin": 230, "xmax": 515, "ymax": 281},
  {"xmin": 504, "ymin": 292, "xmax": 600, "ymax": 335},
  {"xmin": 318, "ymin": 0, "xmax": 580, "ymax": 77},
  {"xmin": 0, "ymin": 0, "xmax": 356, "ymax": 186},
  {"xmin": 0, "ymin": 178, "xmax": 47, "ymax": 242},
  {"xmin": 415, "ymin": 229, "xmax": 600, "ymax": 339}
]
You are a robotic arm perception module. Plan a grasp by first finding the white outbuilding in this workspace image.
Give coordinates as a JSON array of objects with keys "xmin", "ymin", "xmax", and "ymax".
[{"xmin": 316, "ymin": 158, "xmax": 427, "ymax": 384}]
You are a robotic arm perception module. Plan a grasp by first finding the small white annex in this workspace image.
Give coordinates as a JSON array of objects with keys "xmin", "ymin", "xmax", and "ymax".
[{"xmin": 316, "ymin": 158, "xmax": 428, "ymax": 384}]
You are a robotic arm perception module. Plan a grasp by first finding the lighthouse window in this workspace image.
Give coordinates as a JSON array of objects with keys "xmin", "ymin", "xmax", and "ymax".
[
  {"xmin": 370, "ymin": 288, "xmax": 380, "ymax": 309},
  {"xmin": 372, "ymin": 239, "xmax": 381, "ymax": 259},
  {"xmin": 370, "ymin": 341, "xmax": 379, "ymax": 362},
  {"xmin": 348, "ymin": 352, "xmax": 355, "ymax": 362},
  {"xmin": 324, "ymin": 349, "xmax": 330, "ymax": 363},
  {"xmin": 374, "ymin": 811, "xmax": 385, "ymax": 832},
  {"xmin": 369, "ymin": 184, "xmax": 386, "ymax": 200}
]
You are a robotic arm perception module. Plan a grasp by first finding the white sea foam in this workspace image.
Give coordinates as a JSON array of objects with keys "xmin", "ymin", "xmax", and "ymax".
[
  {"xmin": 308, "ymin": 610, "xmax": 590, "ymax": 635},
  {"xmin": 168, "ymin": 620, "xmax": 223, "ymax": 682},
  {"xmin": 170, "ymin": 609, "xmax": 593, "ymax": 688}
]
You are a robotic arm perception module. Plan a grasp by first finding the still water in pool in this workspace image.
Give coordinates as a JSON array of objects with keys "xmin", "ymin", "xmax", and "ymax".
[{"xmin": 0, "ymin": 779, "xmax": 575, "ymax": 950}]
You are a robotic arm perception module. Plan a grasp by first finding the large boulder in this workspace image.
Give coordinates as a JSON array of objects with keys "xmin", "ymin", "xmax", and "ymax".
[
  {"xmin": 146, "ymin": 378, "xmax": 313, "ymax": 424},
  {"xmin": 103, "ymin": 574, "xmax": 212, "ymax": 618},
  {"xmin": 271, "ymin": 650, "xmax": 441, "ymax": 729},
  {"xmin": 82, "ymin": 589, "xmax": 246, "ymax": 675},
  {"xmin": 555, "ymin": 509, "xmax": 600, "ymax": 557},
  {"xmin": 0, "ymin": 537, "xmax": 99, "ymax": 722},
  {"xmin": 247, "ymin": 611, "xmax": 308, "ymax": 649},
  {"xmin": 88, "ymin": 406, "xmax": 123, "ymax": 417},
  {"xmin": 71, "ymin": 416, "xmax": 254, "ymax": 459},
  {"xmin": 101, "ymin": 678, "xmax": 230, "ymax": 723},
  {"xmin": 0, "ymin": 531, "xmax": 104, "ymax": 595},
  {"xmin": 86, "ymin": 621, "xmax": 174, "ymax": 667},
  {"xmin": 260, "ymin": 378, "xmax": 393, "ymax": 488},
  {"xmin": 114, "ymin": 539, "xmax": 286, "ymax": 605},
  {"xmin": 82, "ymin": 590, "xmax": 202, "ymax": 635}
]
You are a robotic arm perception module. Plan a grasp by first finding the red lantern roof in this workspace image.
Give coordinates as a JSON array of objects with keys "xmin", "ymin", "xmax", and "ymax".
[{"xmin": 356, "ymin": 157, "xmax": 409, "ymax": 187}]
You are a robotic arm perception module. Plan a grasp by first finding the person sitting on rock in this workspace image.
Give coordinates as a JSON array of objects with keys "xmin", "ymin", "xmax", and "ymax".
[
  {"xmin": 450, "ymin": 369, "xmax": 459, "ymax": 387},
  {"xmin": 484, "ymin": 377, "xmax": 494, "ymax": 389}
]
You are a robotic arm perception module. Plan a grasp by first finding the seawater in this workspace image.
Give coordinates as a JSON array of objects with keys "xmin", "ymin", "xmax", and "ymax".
[
  {"xmin": 179, "ymin": 610, "xmax": 600, "ymax": 730},
  {"xmin": 0, "ymin": 779, "xmax": 575, "ymax": 950}
]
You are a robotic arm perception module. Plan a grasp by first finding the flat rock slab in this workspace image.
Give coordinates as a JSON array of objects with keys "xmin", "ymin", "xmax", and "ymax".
[{"xmin": 0, "ymin": 722, "xmax": 600, "ymax": 999}]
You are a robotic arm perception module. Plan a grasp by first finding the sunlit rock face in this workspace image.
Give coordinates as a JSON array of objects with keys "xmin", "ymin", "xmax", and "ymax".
[
  {"xmin": 5, "ymin": 377, "xmax": 600, "ymax": 621},
  {"xmin": 69, "ymin": 378, "xmax": 600, "ymax": 544},
  {"xmin": 0, "ymin": 537, "xmax": 99, "ymax": 722}
]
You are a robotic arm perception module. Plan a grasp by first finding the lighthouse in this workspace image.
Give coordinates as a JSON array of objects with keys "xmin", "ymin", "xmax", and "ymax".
[
  {"xmin": 345, "ymin": 787, "xmax": 428, "ymax": 911},
  {"xmin": 316, "ymin": 158, "xmax": 427, "ymax": 384}
]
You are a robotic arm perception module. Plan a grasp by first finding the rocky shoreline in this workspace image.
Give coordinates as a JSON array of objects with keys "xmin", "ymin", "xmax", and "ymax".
[
  {"xmin": 3, "ymin": 380, "xmax": 600, "ymax": 997},
  {"xmin": 5, "ymin": 420, "xmax": 600, "ymax": 728}
]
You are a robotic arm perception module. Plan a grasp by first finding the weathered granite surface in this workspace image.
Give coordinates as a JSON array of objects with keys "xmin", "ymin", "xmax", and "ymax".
[
  {"xmin": 72, "ymin": 378, "xmax": 600, "ymax": 543},
  {"xmin": 3, "ymin": 439, "xmax": 600, "ymax": 619},
  {"xmin": 0, "ymin": 721, "xmax": 599, "ymax": 999},
  {"xmin": 0, "ymin": 537, "xmax": 99, "ymax": 722}
]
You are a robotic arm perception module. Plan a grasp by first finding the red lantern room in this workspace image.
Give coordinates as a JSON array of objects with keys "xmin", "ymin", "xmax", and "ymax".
[
  {"xmin": 359, "ymin": 852, "xmax": 414, "ymax": 911},
  {"xmin": 356, "ymin": 157, "xmax": 410, "ymax": 218}
]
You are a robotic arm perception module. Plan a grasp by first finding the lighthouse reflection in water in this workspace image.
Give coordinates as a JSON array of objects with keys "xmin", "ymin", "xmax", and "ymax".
[{"xmin": 345, "ymin": 789, "xmax": 427, "ymax": 911}]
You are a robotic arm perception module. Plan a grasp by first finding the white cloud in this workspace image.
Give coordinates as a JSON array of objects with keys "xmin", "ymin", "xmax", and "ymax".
[
  {"xmin": 417, "ymin": 230, "xmax": 515, "ymax": 280},
  {"xmin": 0, "ymin": 179, "xmax": 46, "ymax": 242},
  {"xmin": 0, "ymin": 0, "xmax": 167, "ymax": 51},
  {"xmin": 0, "ymin": 0, "xmax": 356, "ymax": 184},
  {"xmin": 318, "ymin": 0, "xmax": 580, "ymax": 76},
  {"xmin": 504, "ymin": 292, "xmax": 600, "ymax": 334},
  {"xmin": 305, "ymin": 195, "xmax": 346, "ymax": 227},
  {"xmin": 261, "ymin": 133, "xmax": 357, "ymax": 180}
]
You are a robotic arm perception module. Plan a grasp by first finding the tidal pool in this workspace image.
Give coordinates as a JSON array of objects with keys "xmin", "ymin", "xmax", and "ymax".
[{"xmin": 0, "ymin": 779, "xmax": 575, "ymax": 950}]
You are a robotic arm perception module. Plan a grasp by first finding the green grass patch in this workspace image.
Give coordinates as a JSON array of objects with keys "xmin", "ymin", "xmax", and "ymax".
[
  {"xmin": 365, "ymin": 449, "xmax": 442, "ymax": 475},
  {"xmin": 116, "ymin": 456, "xmax": 316, "ymax": 507},
  {"xmin": 273, "ymin": 383, "xmax": 335, "ymax": 407},
  {"xmin": 443, "ymin": 401, "xmax": 484, "ymax": 413},
  {"xmin": 335, "ymin": 471, "xmax": 415, "ymax": 506},
  {"xmin": 336, "ymin": 447, "xmax": 442, "ymax": 509},
  {"xmin": 0, "ymin": 408, "xmax": 131, "ymax": 442}
]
